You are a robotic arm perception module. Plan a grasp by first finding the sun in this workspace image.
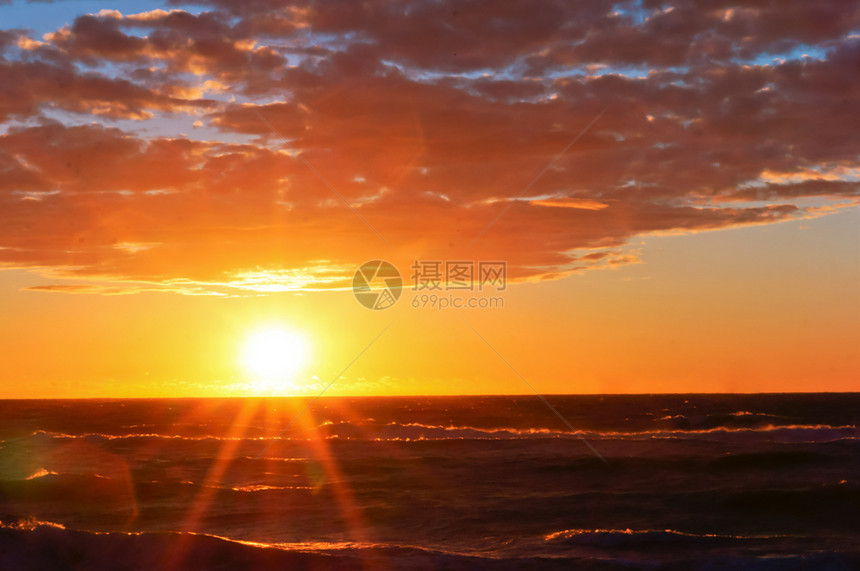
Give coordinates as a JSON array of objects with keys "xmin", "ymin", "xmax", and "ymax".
[{"xmin": 240, "ymin": 326, "xmax": 310, "ymax": 392}]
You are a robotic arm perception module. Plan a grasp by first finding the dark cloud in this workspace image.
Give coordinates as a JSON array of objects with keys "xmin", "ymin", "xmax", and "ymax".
[{"xmin": 0, "ymin": 58, "xmax": 214, "ymax": 121}]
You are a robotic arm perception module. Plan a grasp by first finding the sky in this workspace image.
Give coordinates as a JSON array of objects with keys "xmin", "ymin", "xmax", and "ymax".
[{"xmin": 0, "ymin": 0, "xmax": 858, "ymax": 397}]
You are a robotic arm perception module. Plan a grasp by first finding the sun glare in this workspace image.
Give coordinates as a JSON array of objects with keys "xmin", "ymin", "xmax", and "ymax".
[{"xmin": 240, "ymin": 327, "xmax": 310, "ymax": 392}]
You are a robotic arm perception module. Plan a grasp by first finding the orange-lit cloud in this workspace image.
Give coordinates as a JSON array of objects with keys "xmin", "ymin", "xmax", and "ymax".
[{"xmin": 0, "ymin": 1, "xmax": 857, "ymax": 294}]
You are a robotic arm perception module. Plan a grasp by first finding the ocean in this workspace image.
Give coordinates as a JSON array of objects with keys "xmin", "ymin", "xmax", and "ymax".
[{"xmin": 0, "ymin": 394, "xmax": 858, "ymax": 570}]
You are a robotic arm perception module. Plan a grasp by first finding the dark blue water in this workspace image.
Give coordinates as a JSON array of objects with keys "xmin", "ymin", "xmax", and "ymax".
[{"xmin": 1, "ymin": 394, "xmax": 858, "ymax": 570}]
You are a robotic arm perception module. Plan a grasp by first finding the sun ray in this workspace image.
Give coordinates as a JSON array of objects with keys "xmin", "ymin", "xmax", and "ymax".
[{"xmin": 163, "ymin": 398, "xmax": 261, "ymax": 570}]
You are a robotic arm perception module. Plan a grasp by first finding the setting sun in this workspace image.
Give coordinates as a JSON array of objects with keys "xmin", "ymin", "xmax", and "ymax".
[{"xmin": 240, "ymin": 327, "xmax": 310, "ymax": 392}]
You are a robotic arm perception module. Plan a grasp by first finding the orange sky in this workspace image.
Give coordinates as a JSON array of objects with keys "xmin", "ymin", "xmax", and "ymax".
[{"xmin": 0, "ymin": 1, "xmax": 858, "ymax": 397}]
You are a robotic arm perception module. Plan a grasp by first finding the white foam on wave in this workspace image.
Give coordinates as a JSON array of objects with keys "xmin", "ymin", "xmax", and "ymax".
[
  {"xmin": 18, "ymin": 422, "xmax": 860, "ymax": 444},
  {"xmin": 25, "ymin": 468, "xmax": 59, "ymax": 480},
  {"xmin": 0, "ymin": 517, "xmax": 66, "ymax": 531},
  {"xmin": 544, "ymin": 527, "xmax": 793, "ymax": 545}
]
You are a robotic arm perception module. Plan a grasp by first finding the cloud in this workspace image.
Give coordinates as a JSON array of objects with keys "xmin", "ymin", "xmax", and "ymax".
[
  {"xmin": 529, "ymin": 198, "xmax": 610, "ymax": 210},
  {"xmin": 0, "ymin": 1, "xmax": 857, "ymax": 293},
  {"xmin": 0, "ymin": 58, "xmax": 214, "ymax": 121}
]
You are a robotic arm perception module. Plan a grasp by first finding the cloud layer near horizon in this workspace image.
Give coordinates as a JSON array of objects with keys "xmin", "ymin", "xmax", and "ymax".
[{"xmin": 1, "ymin": 0, "xmax": 858, "ymax": 294}]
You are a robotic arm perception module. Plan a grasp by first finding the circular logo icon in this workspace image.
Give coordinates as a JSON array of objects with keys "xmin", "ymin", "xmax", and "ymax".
[{"xmin": 352, "ymin": 260, "xmax": 402, "ymax": 310}]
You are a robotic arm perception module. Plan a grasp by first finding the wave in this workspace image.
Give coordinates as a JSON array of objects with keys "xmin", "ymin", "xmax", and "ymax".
[
  {"xmin": 20, "ymin": 430, "xmax": 276, "ymax": 442},
  {"xmin": 331, "ymin": 421, "xmax": 859, "ymax": 443},
  {"xmin": 229, "ymin": 484, "xmax": 314, "ymax": 492},
  {"xmin": 0, "ymin": 520, "xmax": 593, "ymax": 571},
  {"xmin": 707, "ymin": 449, "xmax": 838, "ymax": 471},
  {"xmin": 0, "ymin": 517, "xmax": 66, "ymax": 531},
  {"xmin": 25, "ymin": 468, "xmax": 59, "ymax": 481},
  {"xmin": 657, "ymin": 410, "xmax": 792, "ymax": 429},
  {"xmin": 544, "ymin": 527, "xmax": 792, "ymax": 547},
  {"xmin": 1, "ymin": 520, "xmax": 858, "ymax": 571},
  {"xmin": 0, "ymin": 471, "xmax": 318, "ymax": 505},
  {"xmin": 10, "ymin": 422, "xmax": 858, "ymax": 444}
]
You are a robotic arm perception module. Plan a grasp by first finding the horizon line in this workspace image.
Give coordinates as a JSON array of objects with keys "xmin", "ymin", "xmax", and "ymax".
[{"xmin": 1, "ymin": 390, "xmax": 858, "ymax": 401}]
